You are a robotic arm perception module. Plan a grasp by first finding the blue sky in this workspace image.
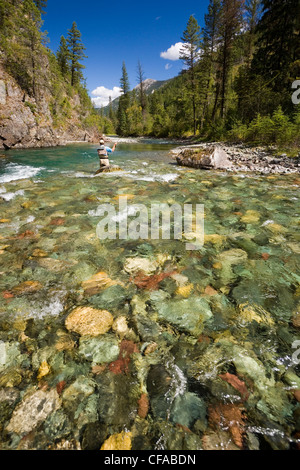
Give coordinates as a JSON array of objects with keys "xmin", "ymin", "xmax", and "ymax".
[{"xmin": 43, "ymin": 0, "xmax": 210, "ymax": 107}]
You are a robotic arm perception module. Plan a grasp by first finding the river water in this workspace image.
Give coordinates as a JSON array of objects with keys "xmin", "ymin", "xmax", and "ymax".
[{"xmin": 0, "ymin": 139, "xmax": 299, "ymax": 450}]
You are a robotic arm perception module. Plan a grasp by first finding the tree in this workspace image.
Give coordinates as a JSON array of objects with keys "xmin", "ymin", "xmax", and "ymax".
[
  {"xmin": 66, "ymin": 21, "xmax": 87, "ymax": 87},
  {"xmin": 117, "ymin": 62, "xmax": 131, "ymax": 135},
  {"xmin": 56, "ymin": 35, "xmax": 70, "ymax": 77},
  {"xmin": 180, "ymin": 15, "xmax": 202, "ymax": 135},
  {"xmin": 18, "ymin": 0, "xmax": 46, "ymax": 99},
  {"xmin": 137, "ymin": 60, "xmax": 147, "ymax": 116},
  {"xmin": 252, "ymin": 0, "xmax": 300, "ymax": 93},
  {"xmin": 244, "ymin": 0, "xmax": 262, "ymax": 61},
  {"xmin": 120, "ymin": 61, "xmax": 130, "ymax": 95},
  {"xmin": 202, "ymin": 0, "xmax": 222, "ymax": 124},
  {"xmin": 33, "ymin": 0, "xmax": 47, "ymax": 15},
  {"xmin": 218, "ymin": 0, "xmax": 245, "ymax": 118}
]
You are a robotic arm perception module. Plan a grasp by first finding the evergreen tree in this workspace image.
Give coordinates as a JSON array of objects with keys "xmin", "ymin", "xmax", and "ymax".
[
  {"xmin": 33, "ymin": 0, "xmax": 47, "ymax": 15},
  {"xmin": 202, "ymin": 0, "xmax": 222, "ymax": 124},
  {"xmin": 252, "ymin": 0, "xmax": 300, "ymax": 93},
  {"xmin": 218, "ymin": 0, "xmax": 245, "ymax": 118},
  {"xmin": 66, "ymin": 21, "xmax": 87, "ymax": 87},
  {"xmin": 56, "ymin": 35, "xmax": 70, "ymax": 78},
  {"xmin": 203, "ymin": 0, "xmax": 222, "ymax": 56},
  {"xmin": 137, "ymin": 60, "xmax": 147, "ymax": 116},
  {"xmin": 117, "ymin": 62, "xmax": 131, "ymax": 135},
  {"xmin": 120, "ymin": 61, "xmax": 130, "ymax": 95},
  {"xmin": 244, "ymin": 0, "xmax": 262, "ymax": 62},
  {"xmin": 16, "ymin": 0, "xmax": 46, "ymax": 99},
  {"xmin": 180, "ymin": 15, "xmax": 202, "ymax": 135}
]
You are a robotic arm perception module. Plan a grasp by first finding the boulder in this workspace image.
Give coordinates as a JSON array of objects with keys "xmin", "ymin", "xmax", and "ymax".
[{"xmin": 176, "ymin": 146, "xmax": 233, "ymax": 170}]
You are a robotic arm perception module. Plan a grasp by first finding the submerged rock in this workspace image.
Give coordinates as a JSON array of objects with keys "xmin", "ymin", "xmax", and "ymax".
[
  {"xmin": 10, "ymin": 280, "xmax": 43, "ymax": 296},
  {"xmin": 237, "ymin": 303, "xmax": 275, "ymax": 327},
  {"xmin": 124, "ymin": 257, "xmax": 159, "ymax": 276},
  {"xmin": 6, "ymin": 388, "xmax": 61, "ymax": 435},
  {"xmin": 151, "ymin": 294, "xmax": 213, "ymax": 337},
  {"xmin": 170, "ymin": 392, "xmax": 207, "ymax": 429},
  {"xmin": 100, "ymin": 431, "xmax": 132, "ymax": 450},
  {"xmin": 82, "ymin": 271, "xmax": 122, "ymax": 297},
  {"xmin": 65, "ymin": 306, "xmax": 114, "ymax": 337},
  {"xmin": 292, "ymin": 303, "xmax": 300, "ymax": 328},
  {"xmin": 78, "ymin": 335, "xmax": 120, "ymax": 364},
  {"xmin": 218, "ymin": 248, "xmax": 248, "ymax": 265},
  {"xmin": 89, "ymin": 284, "xmax": 132, "ymax": 311}
]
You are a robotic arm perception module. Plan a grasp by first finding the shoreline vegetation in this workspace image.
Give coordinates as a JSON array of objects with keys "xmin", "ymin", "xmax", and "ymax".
[
  {"xmin": 0, "ymin": 1, "xmax": 299, "ymax": 155},
  {"xmin": 105, "ymin": 0, "xmax": 300, "ymax": 154}
]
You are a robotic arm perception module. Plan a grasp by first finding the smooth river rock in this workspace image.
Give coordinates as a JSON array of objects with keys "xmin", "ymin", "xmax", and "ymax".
[
  {"xmin": 65, "ymin": 306, "xmax": 114, "ymax": 337},
  {"xmin": 6, "ymin": 388, "xmax": 61, "ymax": 435}
]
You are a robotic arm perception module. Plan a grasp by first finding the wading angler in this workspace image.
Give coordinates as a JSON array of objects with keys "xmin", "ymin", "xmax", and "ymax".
[{"xmin": 90, "ymin": 196, "xmax": 204, "ymax": 250}]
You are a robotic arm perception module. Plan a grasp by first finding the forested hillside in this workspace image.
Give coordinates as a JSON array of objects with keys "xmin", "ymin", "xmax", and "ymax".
[
  {"xmin": 0, "ymin": 0, "xmax": 112, "ymax": 149},
  {"xmin": 0, "ymin": 0, "xmax": 299, "ymax": 149},
  {"xmin": 111, "ymin": 0, "xmax": 300, "ymax": 147}
]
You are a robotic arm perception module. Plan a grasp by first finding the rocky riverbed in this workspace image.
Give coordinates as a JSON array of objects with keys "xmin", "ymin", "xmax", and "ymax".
[
  {"xmin": 171, "ymin": 142, "xmax": 300, "ymax": 174},
  {"xmin": 0, "ymin": 141, "xmax": 299, "ymax": 451}
]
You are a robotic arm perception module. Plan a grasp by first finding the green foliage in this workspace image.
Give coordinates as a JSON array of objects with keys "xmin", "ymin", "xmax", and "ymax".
[
  {"xmin": 57, "ymin": 36, "xmax": 70, "ymax": 78},
  {"xmin": 24, "ymin": 101, "xmax": 37, "ymax": 114},
  {"xmin": 33, "ymin": 0, "xmax": 47, "ymax": 14},
  {"xmin": 116, "ymin": 62, "xmax": 131, "ymax": 136},
  {"xmin": 179, "ymin": 15, "xmax": 202, "ymax": 135},
  {"xmin": 252, "ymin": 0, "xmax": 300, "ymax": 92},
  {"xmin": 112, "ymin": 0, "xmax": 299, "ymax": 148},
  {"xmin": 0, "ymin": 0, "xmax": 46, "ymax": 98},
  {"xmin": 0, "ymin": 0, "xmax": 101, "ymax": 136},
  {"xmin": 228, "ymin": 107, "xmax": 300, "ymax": 146},
  {"xmin": 66, "ymin": 21, "xmax": 87, "ymax": 87}
]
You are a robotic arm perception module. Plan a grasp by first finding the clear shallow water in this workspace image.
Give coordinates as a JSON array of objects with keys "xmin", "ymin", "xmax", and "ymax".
[{"xmin": 0, "ymin": 140, "xmax": 300, "ymax": 450}]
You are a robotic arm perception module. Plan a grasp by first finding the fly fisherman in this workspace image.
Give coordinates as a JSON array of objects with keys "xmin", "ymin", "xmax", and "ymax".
[{"xmin": 95, "ymin": 139, "xmax": 117, "ymax": 174}]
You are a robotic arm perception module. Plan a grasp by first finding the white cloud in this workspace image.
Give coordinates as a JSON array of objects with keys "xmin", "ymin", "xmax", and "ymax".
[
  {"xmin": 91, "ymin": 86, "xmax": 123, "ymax": 108},
  {"xmin": 160, "ymin": 42, "xmax": 184, "ymax": 61},
  {"xmin": 165, "ymin": 63, "xmax": 173, "ymax": 70}
]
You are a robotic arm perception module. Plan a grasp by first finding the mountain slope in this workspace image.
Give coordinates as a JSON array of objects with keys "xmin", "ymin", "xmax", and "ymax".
[
  {"xmin": 0, "ymin": 1, "xmax": 102, "ymax": 150},
  {"xmin": 101, "ymin": 78, "xmax": 169, "ymax": 115}
]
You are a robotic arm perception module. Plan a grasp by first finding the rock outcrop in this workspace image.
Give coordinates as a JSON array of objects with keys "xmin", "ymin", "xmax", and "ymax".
[{"xmin": 0, "ymin": 62, "xmax": 99, "ymax": 150}]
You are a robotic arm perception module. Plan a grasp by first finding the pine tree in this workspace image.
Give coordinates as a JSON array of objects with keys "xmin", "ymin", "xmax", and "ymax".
[
  {"xmin": 218, "ymin": 0, "xmax": 245, "ymax": 118},
  {"xmin": 18, "ymin": 0, "xmax": 45, "ymax": 99},
  {"xmin": 180, "ymin": 15, "xmax": 202, "ymax": 135},
  {"xmin": 252, "ymin": 0, "xmax": 300, "ymax": 92},
  {"xmin": 117, "ymin": 62, "xmax": 131, "ymax": 135},
  {"xmin": 120, "ymin": 61, "xmax": 130, "ymax": 95},
  {"xmin": 66, "ymin": 22, "xmax": 87, "ymax": 87},
  {"xmin": 56, "ymin": 35, "xmax": 70, "ymax": 77},
  {"xmin": 137, "ymin": 60, "xmax": 147, "ymax": 116},
  {"xmin": 203, "ymin": 0, "xmax": 222, "ymax": 56},
  {"xmin": 244, "ymin": 0, "xmax": 262, "ymax": 61},
  {"xmin": 33, "ymin": 0, "xmax": 47, "ymax": 15},
  {"xmin": 202, "ymin": 0, "xmax": 222, "ymax": 124}
]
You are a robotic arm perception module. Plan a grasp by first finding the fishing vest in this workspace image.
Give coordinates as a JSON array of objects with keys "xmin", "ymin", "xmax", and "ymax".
[{"xmin": 97, "ymin": 145, "xmax": 108, "ymax": 158}]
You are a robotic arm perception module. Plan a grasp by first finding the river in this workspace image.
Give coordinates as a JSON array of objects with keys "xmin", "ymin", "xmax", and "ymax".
[{"xmin": 0, "ymin": 139, "xmax": 299, "ymax": 450}]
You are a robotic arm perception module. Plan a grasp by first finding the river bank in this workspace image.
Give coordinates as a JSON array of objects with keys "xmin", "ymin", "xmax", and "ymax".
[{"xmin": 170, "ymin": 142, "xmax": 300, "ymax": 175}]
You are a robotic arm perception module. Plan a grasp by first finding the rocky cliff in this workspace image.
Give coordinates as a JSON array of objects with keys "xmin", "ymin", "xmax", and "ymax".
[{"xmin": 0, "ymin": 61, "xmax": 99, "ymax": 150}]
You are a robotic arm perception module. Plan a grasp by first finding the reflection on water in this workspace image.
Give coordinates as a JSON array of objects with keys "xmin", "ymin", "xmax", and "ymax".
[{"xmin": 0, "ymin": 141, "xmax": 299, "ymax": 450}]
